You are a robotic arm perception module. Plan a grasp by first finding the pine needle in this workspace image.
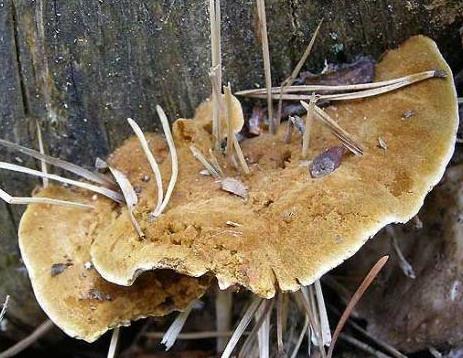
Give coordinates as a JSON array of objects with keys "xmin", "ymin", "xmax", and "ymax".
[
  {"xmin": 224, "ymin": 84, "xmax": 234, "ymax": 158},
  {"xmin": 127, "ymin": 118, "xmax": 164, "ymax": 213},
  {"xmin": 0, "ymin": 162, "xmax": 123, "ymax": 203},
  {"xmin": 233, "ymin": 135, "xmax": 250, "ymax": 175},
  {"xmin": 297, "ymin": 289, "xmax": 325, "ymax": 357},
  {"xmin": 152, "ymin": 106, "xmax": 178, "ymax": 217},
  {"xmin": 221, "ymin": 298, "xmax": 263, "ymax": 358},
  {"xmin": 276, "ymin": 20, "xmax": 323, "ymax": 128},
  {"xmin": 327, "ymin": 256, "xmax": 389, "ymax": 358},
  {"xmin": 256, "ymin": 301, "xmax": 271, "ymax": 358},
  {"xmin": 162, "ymin": 301, "xmax": 195, "ymax": 350},
  {"xmin": 302, "ymin": 93, "xmax": 316, "ymax": 159},
  {"xmin": 0, "ymin": 139, "xmax": 114, "ymax": 187},
  {"xmin": 0, "ymin": 187, "xmax": 92, "ymax": 209},
  {"xmin": 290, "ymin": 315, "xmax": 310, "ymax": 358},
  {"xmin": 314, "ymin": 280, "xmax": 332, "ymax": 346},
  {"xmin": 340, "ymin": 333, "xmax": 392, "ymax": 358},
  {"xmin": 0, "ymin": 296, "xmax": 9, "ymax": 323},
  {"xmin": 210, "ymin": 68, "xmax": 222, "ymax": 149},
  {"xmin": 301, "ymin": 102, "xmax": 363, "ymax": 156},
  {"xmin": 276, "ymin": 292, "xmax": 284, "ymax": 353},
  {"xmin": 107, "ymin": 327, "xmax": 120, "ymax": 358},
  {"xmin": 388, "ymin": 226, "xmax": 416, "ymax": 279},
  {"xmin": 109, "ymin": 167, "xmax": 144, "ymax": 238},
  {"xmin": 256, "ymin": 0, "xmax": 274, "ymax": 133},
  {"xmin": 216, "ymin": 290, "xmax": 233, "ymax": 353},
  {"xmin": 208, "ymin": 149, "xmax": 224, "ymax": 177},
  {"xmin": 236, "ymin": 70, "xmax": 441, "ymax": 97},
  {"xmin": 35, "ymin": 119, "xmax": 48, "ymax": 187},
  {"xmin": 190, "ymin": 146, "xmax": 221, "ymax": 178},
  {"xmin": 209, "ymin": 0, "xmax": 222, "ymax": 149}
]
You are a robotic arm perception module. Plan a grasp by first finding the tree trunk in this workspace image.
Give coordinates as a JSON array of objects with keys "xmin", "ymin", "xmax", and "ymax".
[{"xmin": 0, "ymin": 0, "xmax": 462, "ymax": 334}]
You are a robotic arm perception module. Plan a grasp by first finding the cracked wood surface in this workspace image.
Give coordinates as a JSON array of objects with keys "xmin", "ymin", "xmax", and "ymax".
[{"xmin": 0, "ymin": 0, "xmax": 462, "ymax": 333}]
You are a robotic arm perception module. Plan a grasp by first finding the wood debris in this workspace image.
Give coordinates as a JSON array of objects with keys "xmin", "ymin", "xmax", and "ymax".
[{"xmin": 50, "ymin": 262, "xmax": 72, "ymax": 277}]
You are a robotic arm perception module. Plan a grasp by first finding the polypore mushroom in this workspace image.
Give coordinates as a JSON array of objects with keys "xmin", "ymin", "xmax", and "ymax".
[
  {"xmin": 89, "ymin": 36, "xmax": 457, "ymax": 299},
  {"xmin": 18, "ymin": 184, "xmax": 209, "ymax": 342}
]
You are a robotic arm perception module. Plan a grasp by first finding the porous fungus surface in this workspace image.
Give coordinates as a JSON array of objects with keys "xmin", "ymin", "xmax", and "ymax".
[
  {"xmin": 90, "ymin": 36, "xmax": 458, "ymax": 298},
  {"xmin": 18, "ymin": 185, "xmax": 210, "ymax": 342}
]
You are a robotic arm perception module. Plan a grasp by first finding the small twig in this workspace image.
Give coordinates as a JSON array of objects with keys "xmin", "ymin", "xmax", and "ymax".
[
  {"xmin": 35, "ymin": 119, "xmax": 48, "ymax": 187},
  {"xmin": 0, "ymin": 139, "xmax": 114, "ymax": 187},
  {"xmin": 152, "ymin": 105, "xmax": 178, "ymax": 217},
  {"xmin": 302, "ymin": 93, "xmax": 316, "ymax": 159},
  {"xmin": 327, "ymin": 256, "xmax": 389, "ymax": 358},
  {"xmin": 0, "ymin": 186, "xmax": 92, "ymax": 209},
  {"xmin": 109, "ymin": 167, "xmax": 144, "ymax": 238},
  {"xmin": 190, "ymin": 145, "xmax": 221, "ymax": 178},
  {"xmin": 0, "ymin": 295, "xmax": 9, "ymax": 323},
  {"xmin": 0, "ymin": 162, "xmax": 123, "ymax": 203},
  {"xmin": 276, "ymin": 20, "xmax": 323, "ymax": 128},
  {"xmin": 340, "ymin": 333, "xmax": 392, "ymax": 358},
  {"xmin": 127, "ymin": 118, "xmax": 164, "ymax": 214},
  {"xmin": 0, "ymin": 320, "xmax": 54, "ymax": 358},
  {"xmin": 161, "ymin": 301, "xmax": 195, "ymax": 350},
  {"xmin": 256, "ymin": 0, "xmax": 274, "ymax": 133},
  {"xmin": 107, "ymin": 327, "xmax": 120, "ymax": 358},
  {"xmin": 221, "ymin": 298, "xmax": 263, "ymax": 358}
]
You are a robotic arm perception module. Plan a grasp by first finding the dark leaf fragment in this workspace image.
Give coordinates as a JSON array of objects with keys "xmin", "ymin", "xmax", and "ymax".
[
  {"xmin": 310, "ymin": 146, "xmax": 346, "ymax": 178},
  {"xmin": 51, "ymin": 262, "xmax": 72, "ymax": 277}
]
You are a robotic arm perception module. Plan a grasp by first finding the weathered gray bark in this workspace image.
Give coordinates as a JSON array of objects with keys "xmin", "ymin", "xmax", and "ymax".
[{"xmin": 0, "ymin": 0, "xmax": 462, "ymax": 333}]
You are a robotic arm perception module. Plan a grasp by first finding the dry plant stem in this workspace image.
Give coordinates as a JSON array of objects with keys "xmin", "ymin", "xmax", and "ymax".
[
  {"xmin": 0, "ymin": 187, "xmax": 92, "ymax": 209},
  {"xmin": 209, "ymin": 69, "xmax": 222, "ymax": 149},
  {"xmin": 308, "ymin": 103, "xmax": 364, "ymax": 156},
  {"xmin": 161, "ymin": 301, "xmax": 195, "ymax": 350},
  {"xmin": 107, "ymin": 327, "xmax": 120, "ymax": 358},
  {"xmin": 216, "ymin": 289, "xmax": 233, "ymax": 353},
  {"xmin": 224, "ymin": 84, "xmax": 234, "ymax": 158},
  {"xmin": 127, "ymin": 118, "xmax": 163, "ymax": 213},
  {"xmin": 0, "ymin": 295, "xmax": 9, "ymax": 323},
  {"xmin": 256, "ymin": 301, "xmax": 271, "ymax": 358},
  {"xmin": 209, "ymin": 0, "xmax": 222, "ymax": 86},
  {"xmin": 327, "ymin": 256, "xmax": 389, "ymax": 358},
  {"xmin": 109, "ymin": 167, "xmax": 144, "ymax": 238},
  {"xmin": 221, "ymin": 298, "xmax": 263, "ymax": 358},
  {"xmin": 256, "ymin": 0, "xmax": 274, "ymax": 134},
  {"xmin": 190, "ymin": 146, "xmax": 221, "ymax": 178},
  {"xmin": 276, "ymin": 292, "xmax": 284, "ymax": 353},
  {"xmin": 152, "ymin": 105, "xmax": 178, "ymax": 217},
  {"xmin": 232, "ymin": 136, "xmax": 250, "ymax": 174},
  {"xmin": 0, "ymin": 139, "xmax": 114, "ymax": 187},
  {"xmin": 339, "ymin": 333, "xmax": 392, "ymax": 358},
  {"xmin": 297, "ymin": 290, "xmax": 325, "ymax": 357},
  {"xmin": 302, "ymin": 94, "xmax": 316, "ymax": 159},
  {"xmin": 0, "ymin": 320, "xmax": 54, "ymax": 358},
  {"xmin": 35, "ymin": 119, "xmax": 48, "ymax": 188},
  {"xmin": 237, "ymin": 70, "xmax": 440, "ymax": 96},
  {"xmin": 290, "ymin": 315, "xmax": 310, "ymax": 358},
  {"xmin": 315, "ymin": 280, "xmax": 332, "ymax": 345},
  {"xmin": 145, "ymin": 331, "xmax": 250, "ymax": 339},
  {"xmin": 0, "ymin": 162, "xmax": 123, "ymax": 203},
  {"xmin": 208, "ymin": 149, "xmax": 224, "ymax": 177},
  {"xmin": 276, "ymin": 20, "xmax": 323, "ymax": 128},
  {"xmin": 307, "ymin": 285, "xmax": 326, "ymax": 356}
]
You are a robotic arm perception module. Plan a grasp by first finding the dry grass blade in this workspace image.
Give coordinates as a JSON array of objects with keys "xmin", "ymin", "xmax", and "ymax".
[
  {"xmin": 237, "ymin": 70, "xmax": 439, "ymax": 96},
  {"xmin": 0, "ymin": 186, "xmax": 92, "ymax": 209},
  {"xmin": 256, "ymin": 0, "xmax": 274, "ymax": 134},
  {"xmin": 221, "ymin": 298, "xmax": 263, "ymax": 358},
  {"xmin": 35, "ymin": 119, "xmax": 48, "ymax": 187},
  {"xmin": 210, "ymin": 68, "xmax": 222, "ymax": 149},
  {"xmin": 0, "ymin": 139, "xmax": 114, "ymax": 187},
  {"xmin": 127, "ymin": 118, "xmax": 164, "ymax": 213},
  {"xmin": 340, "ymin": 333, "xmax": 392, "ymax": 358},
  {"xmin": 232, "ymin": 136, "xmax": 250, "ymax": 174},
  {"xmin": 297, "ymin": 289, "xmax": 325, "ymax": 357},
  {"xmin": 302, "ymin": 94, "xmax": 316, "ymax": 159},
  {"xmin": 224, "ymin": 84, "xmax": 234, "ymax": 158},
  {"xmin": 276, "ymin": 293, "xmax": 284, "ymax": 353},
  {"xmin": 209, "ymin": 149, "xmax": 224, "ymax": 177},
  {"xmin": 162, "ymin": 301, "xmax": 195, "ymax": 350},
  {"xmin": 314, "ymin": 280, "xmax": 332, "ymax": 346},
  {"xmin": 238, "ymin": 299, "xmax": 274, "ymax": 358},
  {"xmin": 327, "ymin": 256, "xmax": 389, "ymax": 358},
  {"xmin": 145, "ymin": 331, "xmax": 249, "ymax": 339},
  {"xmin": 276, "ymin": 20, "xmax": 323, "ymax": 128},
  {"xmin": 0, "ymin": 295, "xmax": 9, "ymax": 323},
  {"xmin": 190, "ymin": 145, "xmax": 221, "ymax": 178},
  {"xmin": 304, "ymin": 103, "xmax": 363, "ymax": 156},
  {"xmin": 107, "ymin": 327, "xmax": 120, "ymax": 358},
  {"xmin": 290, "ymin": 315, "xmax": 310, "ymax": 358},
  {"xmin": 152, "ymin": 105, "xmax": 178, "ymax": 217},
  {"xmin": 0, "ymin": 320, "xmax": 54, "ymax": 358},
  {"xmin": 0, "ymin": 162, "xmax": 123, "ymax": 202},
  {"xmin": 109, "ymin": 167, "xmax": 144, "ymax": 238}
]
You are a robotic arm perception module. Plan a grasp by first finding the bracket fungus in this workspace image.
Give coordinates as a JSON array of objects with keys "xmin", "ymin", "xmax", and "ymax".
[
  {"xmin": 89, "ymin": 36, "xmax": 458, "ymax": 299},
  {"xmin": 18, "ymin": 185, "xmax": 210, "ymax": 342}
]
